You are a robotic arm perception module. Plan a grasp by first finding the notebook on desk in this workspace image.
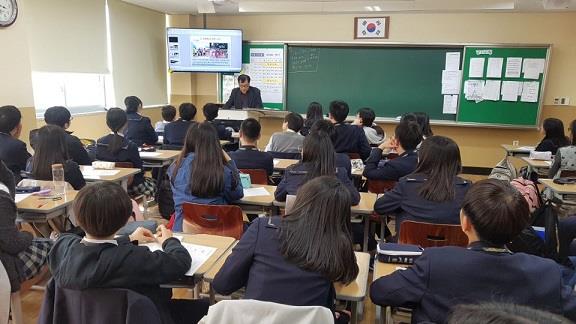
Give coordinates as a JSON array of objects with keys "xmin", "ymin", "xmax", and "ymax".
[{"xmin": 377, "ymin": 242, "xmax": 423, "ymax": 264}]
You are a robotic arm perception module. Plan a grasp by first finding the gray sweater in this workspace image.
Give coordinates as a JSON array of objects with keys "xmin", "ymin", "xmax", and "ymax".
[{"xmin": 265, "ymin": 131, "xmax": 304, "ymax": 153}]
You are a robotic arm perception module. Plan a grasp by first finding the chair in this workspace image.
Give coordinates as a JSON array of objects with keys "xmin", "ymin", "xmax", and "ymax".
[
  {"xmin": 347, "ymin": 152, "xmax": 361, "ymax": 160},
  {"xmin": 182, "ymin": 203, "xmax": 244, "ymax": 240},
  {"xmin": 0, "ymin": 261, "xmax": 23, "ymax": 324},
  {"xmin": 239, "ymin": 169, "xmax": 268, "ymax": 185},
  {"xmin": 560, "ymin": 170, "xmax": 576, "ymax": 178},
  {"xmin": 398, "ymin": 220, "xmax": 468, "ymax": 248},
  {"xmin": 367, "ymin": 179, "xmax": 397, "ymax": 194},
  {"xmin": 269, "ymin": 151, "xmax": 301, "ymax": 160},
  {"xmin": 79, "ymin": 138, "xmax": 96, "ymax": 149}
]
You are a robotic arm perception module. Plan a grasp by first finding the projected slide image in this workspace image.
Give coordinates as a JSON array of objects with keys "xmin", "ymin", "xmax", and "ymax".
[
  {"xmin": 168, "ymin": 36, "xmax": 181, "ymax": 66},
  {"xmin": 191, "ymin": 37, "xmax": 231, "ymax": 67}
]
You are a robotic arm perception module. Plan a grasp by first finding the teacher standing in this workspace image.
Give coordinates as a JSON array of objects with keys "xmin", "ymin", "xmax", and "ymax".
[{"xmin": 223, "ymin": 74, "xmax": 264, "ymax": 109}]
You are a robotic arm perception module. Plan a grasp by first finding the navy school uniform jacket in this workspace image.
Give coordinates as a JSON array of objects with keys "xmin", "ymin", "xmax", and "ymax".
[
  {"xmin": 65, "ymin": 132, "xmax": 93, "ymax": 165},
  {"xmin": 370, "ymin": 243, "xmax": 576, "ymax": 323},
  {"xmin": 125, "ymin": 112, "xmax": 158, "ymax": 147},
  {"xmin": 93, "ymin": 134, "xmax": 144, "ymax": 186},
  {"xmin": 274, "ymin": 162, "xmax": 360, "ymax": 205},
  {"xmin": 212, "ymin": 217, "xmax": 336, "ymax": 309},
  {"xmin": 336, "ymin": 152, "xmax": 352, "ymax": 179},
  {"xmin": 229, "ymin": 146, "xmax": 274, "ymax": 176},
  {"xmin": 0, "ymin": 133, "xmax": 31, "ymax": 180},
  {"xmin": 163, "ymin": 119, "xmax": 195, "ymax": 146},
  {"xmin": 374, "ymin": 174, "xmax": 470, "ymax": 233},
  {"xmin": 333, "ymin": 123, "xmax": 372, "ymax": 161},
  {"xmin": 208, "ymin": 120, "xmax": 232, "ymax": 141},
  {"xmin": 363, "ymin": 149, "xmax": 418, "ymax": 181},
  {"xmin": 26, "ymin": 159, "xmax": 86, "ymax": 191}
]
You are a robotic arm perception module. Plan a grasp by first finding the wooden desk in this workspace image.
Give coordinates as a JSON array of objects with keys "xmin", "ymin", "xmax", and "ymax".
[
  {"xmin": 237, "ymin": 185, "xmax": 276, "ymax": 207},
  {"xmin": 501, "ymin": 144, "xmax": 534, "ymax": 157},
  {"xmin": 335, "ymin": 252, "xmax": 370, "ymax": 324},
  {"xmin": 273, "ymin": 158, "xmax": 299, "ymax": 171},
  {"xmin": 540, "ymin": 179, "xmax": 576, "ymax": 201},
  {"xmin": 80, "ymin": 166, "xmax": 141, "ymax": 191},
  {"xmin": 521, "ymin": 156, "xmax": 552, "ymax": 177},
  {"xmin": 16, "ymin": 190, "xmax": 78, "ymax": 235},
  {"xmin": 140, "ymin": 150, "xmax": 179, "ymax": 165},
  {"xmin": 373, "ymin": 261, "xmax": 411, "ymax": 324}
]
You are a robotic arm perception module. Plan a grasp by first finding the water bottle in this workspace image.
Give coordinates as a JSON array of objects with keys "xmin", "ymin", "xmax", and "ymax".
[{"xmin": 52, "ymin": 164, "xmax": 65, "ymax": 196}]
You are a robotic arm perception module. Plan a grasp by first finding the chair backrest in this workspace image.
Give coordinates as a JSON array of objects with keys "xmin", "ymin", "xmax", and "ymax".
[
  {"xmin": 269, "ymin": 151, "xmax": 301, "ymax": 160},
  {"xmin": 0, "ymin": 261, "xmax": 10, "ymax": 324},
  {"xmin": 367, "ymin": 179, "xmax": 397, "ymax": 194},
  {"xmin": 182, "ymin": 203, "xmax": 244, "ymax": 240},
  {"xmin": 398, "ymin": 221, "xmax": 468, "ymax": 248},
  {"xmin": 347, "ymin": 152, "xmax": 361, "ymax": 160},
  {"xmin": 560, "ymin": 170, "xmax": 576, "ymax": 178},
  {"xmin": 284, "ymin": 194, "xmax": 297, "ymax": 215},
  {"xmin": 239, "ymin": 169, "xmax": 268, "ymax": 185}
]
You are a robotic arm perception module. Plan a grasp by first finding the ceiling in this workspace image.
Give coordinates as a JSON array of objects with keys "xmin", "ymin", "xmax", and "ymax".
[{"xmin": 121, "ymin": 0, "xmax": 576, "ymax": 14}]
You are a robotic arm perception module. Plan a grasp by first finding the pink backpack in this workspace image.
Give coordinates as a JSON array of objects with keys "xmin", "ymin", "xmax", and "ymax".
[{"xmin": 510, "ymin": 178, "xmax": 541, "ymax": 213}]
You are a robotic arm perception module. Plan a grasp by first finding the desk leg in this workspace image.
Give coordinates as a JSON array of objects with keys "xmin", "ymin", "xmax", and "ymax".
[
  {"xmin": 350, "ymin": 301, "xmax": 358, "ymax": 324},
  {"xmin": 208, "ymin": 283, "xmax": 216, "ymax": 305},
  {"xmin": 363, "ymin": 214, "xmax": 370, "ymax": 252}
]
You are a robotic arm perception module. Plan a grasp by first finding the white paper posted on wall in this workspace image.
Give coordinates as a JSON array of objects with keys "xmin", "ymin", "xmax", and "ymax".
[
  {"xmin": 482, "ymin": 80, "xmax": 501, "ymax": 101},
  {"xmin": 505, "ymin": 57, "xmax": 522, "ymax": 78},
  {"xmin": 442, "ymin": 95, "xmax": 458, "ymax": 114},
  {"xmin": 441, "ymin": 70, "xmax": 462, "ymax": 95},
  {"xmin": 521, "ymin": 81, "xmax": 540, "ymax": 103},
  {"xmin": 464, "ymin": 80, "xmax": 485, "ymax": 102},
  {"xmin": 501, "ymin": 81, "xmax": 521, "ymax": 102},
  {"xmin": 486, "ymin": 58, "xmax": 503, "ymax": 78},
  {"xmin": 468, "ymin": 58, "xmax": 485, "ymax": 78},
  {"xmin": 445, "ymin": 52, "xmax": 461, "ymax": 71},
  {"xmin": 522, "ymin": 58, "xmax": 545, "ymax": 80}
]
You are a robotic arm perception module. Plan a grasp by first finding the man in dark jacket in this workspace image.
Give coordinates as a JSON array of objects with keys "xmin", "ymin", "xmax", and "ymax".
[
  {"xmin": 43, "ymin": 106, "xmax": 92, "ymax": 165},
  {"xmin": 223, "ymin": 74, "xmax": 263, "ymax": 109}
]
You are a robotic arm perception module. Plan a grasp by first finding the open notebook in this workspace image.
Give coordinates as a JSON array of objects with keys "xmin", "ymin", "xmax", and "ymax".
[{"xmin": 141, "ymin": 239, "xmax": 217, "ymax": 276}]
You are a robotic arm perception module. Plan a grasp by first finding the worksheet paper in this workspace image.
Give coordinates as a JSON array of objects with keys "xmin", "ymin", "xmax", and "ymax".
[
  {"xmin": 139, "ymin": 152, "xmax": 162, "ymax": 158},
  {"xmin": 482, "ymin": 80, "xmax": 501, "ymax": 101},
  {"xmin": 273, "ymin": 159, "xmax": 279, "ymax": 165},
  {"xmin": 486, "ymin": 58, "xmax": 504, "ymax": 78},
  {"xmin": 81, "ymin": 167, "xmax": 120, "ymax": 180},
  {"xmin": 523, "ymin": 58, "xmax": 545, "ymax": 80},
  {"xmin": 243, "ymin": 187, "xmax": 271, "ymax": 197},
  {"xmin": 441, "ymin": 70, "xmax": 462, "ymax": 95},
  {"xmin": 505, "ymin": 57, "xmax": 523, "ymax": 78},
  {"xmin": 464, "ymin": 80, "xmax": 485, "ymax": 102},
  {"xmin": 468, "ymin": 58, "xmax": 485, "ymax": 78},
  {"xmin": 143, "ymin": 242, "xmax": 216, "ymax": 276},
  {"xmin": 501, "ymin": 81, "xmax": 521, "ymax": 102},
  {"xmin": 442, "ymin": 95, "xmax": 458, "ymax": 114},
  {"xmin": 521, "ymin": 81, "xmax": 540, "ymax": 103},
  {"xmin": 445, "ymin": 52, "xmax": 461, "ymax": 71},
  {"xmin": 15, "ymin": 193, "xmax": 32, "ymax": 203}
]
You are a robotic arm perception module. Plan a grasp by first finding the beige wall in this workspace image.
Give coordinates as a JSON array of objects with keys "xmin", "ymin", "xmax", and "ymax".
[{"xmin": 168, "ymin": 12, "xmax": 576, "ymax": 168}]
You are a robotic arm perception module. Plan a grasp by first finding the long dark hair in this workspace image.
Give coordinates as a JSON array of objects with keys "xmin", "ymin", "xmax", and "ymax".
[
  {"xmin": 571, "ymin": 120, "xmax": 576, "ymax": 145},
  {"xmin": 542, "ymin": 118, "xmax": 569, "ymax": 147},
  {"xmin": 301, "ymin": 132, "xmax": 335, "ymax": 183},
  {"xmin": 32, "ymin": 125, "xmax": 69, "ymax": 181},
  {"xmin": 414, "ymin": 112, "xmax": 433, "ymax": 137},
  {"xmin": 106, "ymin": 108, "xmax": 128, "ymax": 155},
  {"xmin": 279, "ymin": 176, "xmax": 358, "ymax": 284},
  {"xmin": 306, "ymin": 102, "xmax": 323, "ymax": 121},
  {"xmin": 412, "ymin": 136, "xmax": 462, "ymax": 202}
]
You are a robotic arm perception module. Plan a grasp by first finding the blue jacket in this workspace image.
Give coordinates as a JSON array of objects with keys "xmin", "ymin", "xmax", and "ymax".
[
  {"xmin": 125, "ymin": 112, "xmax": 158, "ymax": 147},
  {"xmin": 363, "ymin": 149, "xmax": 418, "ymax": 181},
  {"xmin": 212, "ymin": 217, "xmax": 336, "ymax": 309},
  {"xmin": 93, "ymin": 134, "xmax": 144, "ymax": 186},
  {"xmin": 274, "ymin": 162, "xmax": 360, "ymax": 205},
  {"xmin": 168, "ymin": 153, "xmax": 244, "ymax": 232},
  {"xmin": 0, "ymin": 133, "xmax": 31, "ymax": 180},
  {"xmin": 370, "ymin": 243, "xmax": 576, "ymax": 323},
  {"xmin": 374, "ymin": 174, "xmax": 470, "ymax": 233},
  {"xmin": 333, "ymin": 123, "xmax": 372, "ymax": 161},
  {"xmin": 229, "ymin": 146, "xmax": 274, "ymax": 176},
  {"xmin": 163, "ymin": 119, "xmax": 195, "ymax": 146}
]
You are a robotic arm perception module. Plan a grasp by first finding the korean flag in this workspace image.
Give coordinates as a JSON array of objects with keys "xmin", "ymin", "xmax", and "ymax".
[{"xmin": 356, "ymin": 17, "xmax": 387, "ymax": 39}]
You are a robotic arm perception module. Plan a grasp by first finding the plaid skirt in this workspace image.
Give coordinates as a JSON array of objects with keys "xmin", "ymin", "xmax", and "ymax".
[
  {"xmin": 130, "ymin": 177, "xmax": 157, "ymax": 197},
  {"xmin": 18, "ymin": 238, "xmax": 52, "ymax": 280}
]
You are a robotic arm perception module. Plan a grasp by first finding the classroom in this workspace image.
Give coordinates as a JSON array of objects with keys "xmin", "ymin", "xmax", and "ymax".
[{"xmin": 2, "ymin": 0, "xmax": 576, "ymax": 323}]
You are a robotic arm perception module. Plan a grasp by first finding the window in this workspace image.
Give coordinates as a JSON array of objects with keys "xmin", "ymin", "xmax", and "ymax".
[{"xmin": 31, "ymin": 72, "xmax": 114, "ymax": 117}]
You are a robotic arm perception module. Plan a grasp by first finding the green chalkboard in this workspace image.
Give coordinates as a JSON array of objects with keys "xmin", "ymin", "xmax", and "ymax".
[
  {"xmin": 458, "ymin": 47, "xmax": 549, "ymax": 126},
  {"xmin": 286, "ymin": 45, "xmax": 463, "ymax": 120}
]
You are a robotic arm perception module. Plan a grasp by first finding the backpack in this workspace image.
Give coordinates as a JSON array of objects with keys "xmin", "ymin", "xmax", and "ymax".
[
  {"xmin": 155, "ymin": 173, "xmax": 175, "ymax": 220},
  {"xmin": 489, "ymin": 156, "xmax": 517, "ymax": 182},
  {"xmin": 510, "ymin": 178, "xmax": 541, "ymax": 213}
]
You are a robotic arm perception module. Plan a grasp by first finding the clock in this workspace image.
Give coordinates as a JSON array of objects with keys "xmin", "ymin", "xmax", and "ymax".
[{"xmin": 0, "ymin": 0, "xmax": 17, "ymax": 27}]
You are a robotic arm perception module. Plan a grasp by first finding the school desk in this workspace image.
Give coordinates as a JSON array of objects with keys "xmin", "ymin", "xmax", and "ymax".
[
  {"xmin": 501, "ymin": 144, "xmax": 534, "ymax": 158},
  {"xmin": 540, "ymin": 179, "xmax": 576, "ymax": 201},
  {"xmin": 140, "ymin": 149, "xmax": 180, "ymax": 167},
  {"xmin": 273, "ymin": 158, "xmax": 299, "ymax": 171},
  {"xmin": 236, "ymin": 184, "xmax": 278, "ymax": 215},
  {"xmin": 16, "ymin": 190, "xmax": 78, "ymax": 236},
  {"xmin": 80, "ymin": 166, "xmax": 141, "ymax": 191},
  {"xmin": 521, "ymin": 157, "xmax": 552, "ymax": 176},
  {"xmin": 373, "ymin": 261, "xmax": 413, "ymax": 324}
]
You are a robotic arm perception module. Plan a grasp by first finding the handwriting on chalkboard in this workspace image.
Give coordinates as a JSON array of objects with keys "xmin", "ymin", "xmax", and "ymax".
[{"xmin": 289, "ymin": 47, "xmax": 320, "ymax": 73}]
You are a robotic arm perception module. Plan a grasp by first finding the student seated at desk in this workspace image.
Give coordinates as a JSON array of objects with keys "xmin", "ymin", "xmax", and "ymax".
[
  {"xmin": 169, "ymin": 122, "xmax": 243, "ymax": 232},
  {"xmin": 213, "ymin": 176, "xmax": 358, "ymax": 324},
  {"xmin": 0, "ymin": 160, "xmax": 52, "ymax": 293},
  {"xmin": 229, "ymin": 118, "xmax": 274, "ymax": 176},
  {"xmin": 413, "ymin": 112, "xmax": 434, "ymax": 139},
  {"xmin": 124, "ymin": 96, "xmax": 158, "ymax": 147},
  {"xmin": 93, "ymin": 108, "xmax": 156, "ymax": 197},
  {"xmin": 374, "ymin": 136, "xmax": 470, "ymax": 234},
  {"xmin": 0, "ymin": 105, "xmax": 31, "ymax": 181},
  {"xmin": 300, "ymin": 101, "xmax": 323, "ymax": 136},
  {"xmin": 309, "ymin": 119, "xmax": 352, "ymax": 179},
  {"xmin": 363, "ymin": 121, "xmax": 421, "ymax": 181},
  {"xmin": 370, "ymin": 179, "xmax": 576, "ymax": 323},
  {"xmin": 155, "ymin": 105, "xmax": 176, "ymax": 135},
  {"xmin": 353, "ymin": 107, "xmax": 385, "ymax": 145},
  {"xmin": 550, "ymin": 119, "xmax": 576, "ymax": 179},
  {"xmin": 164, "ymin": 103, "xmax": 197, "ymax": 146},
  {"xmin": 536, "ymin": 118, "xmax": 570, "ymax": 155},
  {"xmin": 328, "ymin": 100, "xmax": 372, "ymax": 160},
  {"xmin": 43, "ymin": 106, "xmax": 92, "ymax": 166},
  {"xmin": 274, "ymin": 132, "xmax": 359, "ymax": 205},
  {"xmin": 26, "ymin": 125, "xmax": 86, "ymax": 190},
  {"xmin": 47, "ymin": 182, "xmax": 209, "ymax": 324},
  {"xmin": 265, "ymin": 112, "xmax": 305, "ymax": 154},
  {"xmin": 203, "ymin": 103, "xmax": 232, "ymax": 141}
]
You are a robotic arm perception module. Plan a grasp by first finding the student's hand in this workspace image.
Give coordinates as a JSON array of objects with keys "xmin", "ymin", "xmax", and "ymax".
[
  {"xmin": 379, "ymin": 137, "xmax": 397, "ymax": 151},
  {"xmin": 155, "ymin": 224, "xmax": 173, "ymax": 245},
  {"xmin": 129, "ymin": 227, "xmax": 156, "ymax": 244},
  {"xmin": 222, "ymin": 150, "xmax": 232, "ymax": 162},
  {"xmin": 352, "ymin": 116, "xmax": 362, "ymax": 126}
]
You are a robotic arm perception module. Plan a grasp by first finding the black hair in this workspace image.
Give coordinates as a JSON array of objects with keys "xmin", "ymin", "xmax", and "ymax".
[
  {"xmin": 74, "ymin": 182, "xmax": 133, "ymax": 238},
  {"xmin": 413, "ymin": 112, "xmax": 433, "ymax": 137},
  {"xmin": 357, "ymin": 107, "xmax": 376, "ymax": 127},
  {"xmin": 571, "ymin": 120, "xmax": 576, "ymax": 145},
  {"xmin": 279, "ymin": 176, "xmax": 359, "ymax": 284},
  {"xmin": 105, "ymin": 108, "xmax": 128, "ymax": 155},
  {"xmin": 301, "ymin": 132, "xmax": 336, "ymax": 183},
  {"xmin": 31, "ymin": 125, "xmax": 70, "ymax": 182},
  {"xmin": 179, "ymin": 103, "xmax": 197, "ymax": 121},
  {"xmin": 0, "ymin": 160, "xmax": 16, "ymax": 199},
  {"xmin": 161, "ymin": 105, "xmax": 177, "ymax": 122},
  {"xmin": 413, "ymin": 136, "xmax": 462, "ymax": 202},
  {"xmin": 309, "ymin": 119, "xmax": 337, "ymax": 144},
  {"xmin": 306, "ymin": 102, "xmax": 323, "ymax": 121},
  {"xmin": 44, "ymin": 106, "xmax": 72, "ymax": 128},
  {"xmin": 240, "ymin": 118, "xmax": 261, "ymax": 141},
  {"xmin": 462, "ymin": 179, "xmax": 529, "ymax": 245},
  {"xmin": 329, "ymin": 100, "xmax": 349, "ymax": 123},
  {"xmin": 203, "ymin": 103, "xmax": 220, "ymax": 121},
  {"xmin": 238, "ymin": 74, "xmax": 251, "ymax": 83},
  {"xmin": 124, "ymin": 96, "xmax": 142, "ymax": 114},
  {"xmin": 395, "ymin": 121, "xmax": 422, "ymax": 151},
  {"xmin": 542, "ymin": 118, "xmax": 570, "ymax": 148},
  {"xmin": 448, "ymin": 303, "xmax": 572, "ymax": 324},
  {"xmin": 400, "ymin": 113, "xmax": 417, "ymax": 124},
  {"xmin": 284, "ymin": 112, "xmax": 304, "ymax": 132},
  {"xmin": 0, "ymin": 105, "xmax": 22, "ymax": 134}
]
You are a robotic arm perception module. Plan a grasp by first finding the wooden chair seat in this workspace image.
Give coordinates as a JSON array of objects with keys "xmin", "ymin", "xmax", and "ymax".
[
  {"xmin": 182, "ymin": 203, "xmax": 244, "ymax": 240},
  {"xmin": 239, "ymin": 169, "xmax": 268, "ymax": 185},
  {"xmin": 398, "ymin": 220, "xmax": 468, "ymax": 248}
]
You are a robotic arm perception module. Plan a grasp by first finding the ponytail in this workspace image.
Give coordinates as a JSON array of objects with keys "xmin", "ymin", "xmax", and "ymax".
[{"xmin": 106, "ymin": 108, "xmax": 128, "ymax": 155}]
